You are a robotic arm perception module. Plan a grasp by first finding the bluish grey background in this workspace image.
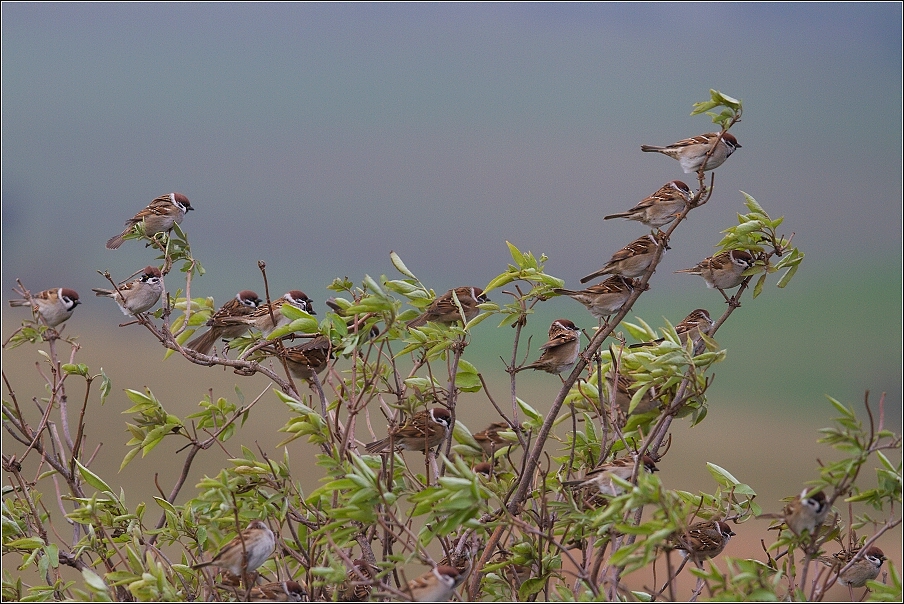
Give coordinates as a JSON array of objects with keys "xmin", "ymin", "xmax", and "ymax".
[
  {"xmin": 2, "ymin": 2, "xmax": 901, "ymax": 577},
  {"xmin": 4, "ymin": 2, "xmax": 901, "ymax": 406}
]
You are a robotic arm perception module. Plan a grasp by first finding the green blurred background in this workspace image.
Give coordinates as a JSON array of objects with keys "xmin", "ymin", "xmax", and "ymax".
[{"xmin": 2, "ymin": 2, "xmax": 901, "ymax": 593}]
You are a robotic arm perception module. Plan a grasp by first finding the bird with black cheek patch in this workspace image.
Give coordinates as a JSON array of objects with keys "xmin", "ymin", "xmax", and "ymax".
[
  {"xmin": 365, "ymin": 408, "xmax": 453, "ymax": 454},
  {"xmin": 676, "ymin": 249, "xmax": 756, "ymax": 305},
  {"xmin": 92, "ymin": 266, "xmax": 164, "ymax": 316},
  {"xmin": 9, "ymin": 287, "xmax": 81, "ymax": 327},
  {"xmin": 219, "ymin": 290, "xmax": 315, "ymax": 336},
  {"xmin": 407, "ymin": 287, "xmax": 489, "ymax": 328},
  {"xmin": 581, "ymin": 234, "xmax": 666, "ymax": 283},
  {"xmin": 604, "ymin": 180, "xmax": 693, "ymax": 228},
  {"xmin": 186, "ymin": 290, "xmax": 263, "ymax": 354},
  {"xmin": 516, "ymin": 319, "xmax": 582, "ymax": 376},
  {"xmin": 106, "ymin": 192, "xmax": 194, "ymax": 249},
  {"xmin": 641, "ymin": 132, "xmax": 741, "ymax": 174}
]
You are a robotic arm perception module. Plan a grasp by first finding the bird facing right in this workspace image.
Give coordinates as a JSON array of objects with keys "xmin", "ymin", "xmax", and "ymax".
[
  {"xmin": 554, "ymin": 276, "xmax": 639, "ymax": 320},
  {"xmin": 783, "ymin": 489, "xmax": 829, "ymax": 536},
  {"xmin": 191, "ymin": 520, "xmax": 275, "ymax": 577},
  {"xmin": 641, "ymin": 132, "xmax": 741, "ymax": 174},
  {"xmin": 92, "ymin": 266, "xmax": 164, "ymax": 316},
  {"xmin": 185, "ymin": 290, "xmax": 263, "ymax": 354},
  {"xmin": 604, "ymin": 180, "xmax": 693, "ymax": 228},
  {"xmin": 106, "ymin": 192, "xmax": 194, "ymax": 249},
  {"xmin": 629, "ymin": 308, "xmax": 714, "ymax": 349},
  {"xmin": 263, "ymin": 335, "xmax": 332, "ymax": 382},
  {"xmin": 580, "ymin": 234, "xmax": 665, "ymax": 283},
  {"xmin": 819, "ymin": 546, "xmax": 887, "ymax": 588},
  {"xmin": 247, "ymin": 580, "xmax": 307, "ymax": 602},
  {"xmin": 672, "ymin": 520, "xmax": 736, "ymax": 565},
  {"xmin": 404, "ymin": 565, "xmax": 464, "ymax": 602},
  {"xmin": 562, "ymin": 455, "xmax": 659, "ymax": 497},
  {"xmin": 516, "ymin": 319, "xmax": 582, "ymax": 375},
  {"xmin": 9, "ymin": 287, "xmax": 81, "ymax": 327},
  {"xmin": 219, "ymin": 290, "xmax": 315, "ymax": 335},
  {"xmin": 365, "ymin": 408, "xmax": 452, "ymax": 454},
  {"xmin": 407, "ymin": 287, "xmax": 489, "ymax": 328},
  {"xmin": 675, "ymin": 249, "xmax": 756, "ymax": 292}
]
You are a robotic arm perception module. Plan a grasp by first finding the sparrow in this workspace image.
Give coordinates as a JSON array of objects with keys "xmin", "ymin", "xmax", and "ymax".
[
  {"xmin": 365, "ymin": 408, "xmax": 453, "ymax": 454},
  {"xmin": 92, "ymin": 266, "xmax": 164, "ymax": 316},
  {"xmin": 515, "ymin": 319, "xmax": 582, "ymax": 375},
  {"xmin": 265, "ymin": 335, "xmax": 332, "ymax": 382},
  {"xmin": 403, "ymin": 565, "xmax": 464, "ymax": 602},
  {"xmin": 675, "ymin": 249, "xmax": 756, "ymax": 293},
  {"xmin": 106, "ymin": 192, "xmax": 194, "ymax": 249},
  {"xmin": 473, "ymin": 421, "xmax": 522, "ymax": 457},
  {"xmin": 439, "ymin": 536, "xmax": 480, "ymax": 583},
  {"xmin": 630, "ymin": 308, "xmax": 714, "ymax": 349},
  {"xmin": 672, "ymin": 308, "xmax": 714, "ymax": 345},
  {"xmin": 221, "ymin": 291, "xmax": 316, "ymax": 335},
  {"xmin": 580, "ymin": 234, "xmax": 665, "ymax": 283},
  {"xmin": 407, "ymin": 287, "xmax": 489, "ymax": 328},
  {"xmin": 604, "ymin": 373, "xmax": 659, "ymax": 415},
  {"xmin": 820, "ymin": 546, "xmax": 887, "ymax": 588},
  {"xmin": 783, "ymin": 489, "xmax": 829, "ymax": 536},
  {"xmin": 185, "ymin": 290, "xmax": 263, "ymax": 354},
  {"xmin": 192, "ymin": 520, "xmax": 275, "ymax": 577},
  {"xmin": 473, "ymin": 462, "xmax": 495, "ymax": 477},
  {"xmin": 247, "ymin": 580, "xmax": 307, "ymax": 602},
  {"xmin": 672, "ymin": 520, "xmax": 736, "ymax": 564},
  {"xmin": 9, "ymin": 287, "xmax": 81, "ymax": 327},
  {"xmin": 337, "ymin": 559, "xmax": 380, "ymax": 602},
  {"xmin": 603, "ymin": 180, "xmax": 693, "ymax": 228},
  {"xmin": 641, "ymin": 132, "xmax": 741, "ymax": 174},
  {"xmin": 562, "ymin": 455, "xmax": 659, "ymax": 497},
  {"xmin": 553, "ymin": 276, "xmax": 639, "ymax": 320}
]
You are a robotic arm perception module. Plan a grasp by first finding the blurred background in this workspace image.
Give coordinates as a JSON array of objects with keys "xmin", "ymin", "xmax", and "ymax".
[{"xmin": 3, "ymin": 3, "xmax": 901, "ymax": 596}]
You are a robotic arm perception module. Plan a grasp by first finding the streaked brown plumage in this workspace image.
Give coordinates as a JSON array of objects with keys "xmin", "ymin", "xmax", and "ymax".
[
  {"xmin": 407, "ymin": 287, "xmax": 489, "ymax": 328},
  {"xmin": 186, "ymin": 290, "xmax": 263, "ymax": 354}
]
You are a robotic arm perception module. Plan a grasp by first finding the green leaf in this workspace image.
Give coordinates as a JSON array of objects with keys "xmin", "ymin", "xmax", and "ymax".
[
  {"xmin": 82, "ymin": 568, "xmax": 109, "ymax": 592},
  {"xmin": 752, "ymin": 272, "xmax": 767, "ymax": 298},
  {"xmin": 707, "ymin": 462, "xmax": 741, "ymax": 487},
  {"xmin": 483, "ymin": 273, "xmax": 515, "ymax": 294},
  {"xmin": 75, "ymin": 459, "xmax": 113, "ymax": 493},
  {"xmin": 776, "ymin": 263, "xmax": 800, "ymax": 288},
  {"xmin": 5, "ymin": 537, "xmax": 45, "ymax": 550},
  {"xmin": 516, "ymin": 398, "xmax": 543, "ymax": 425},
  {"xmin": 740, "ymin": 191, "xmax": 765, "ymax": 215},
  {"xmin": 153, "ymin": 497, "xmax": 177, "ymax": 514},
  {"xmin": 455, "ymin": 360, "xmax": 482, "ymax": 393},
  {"xmin": 94, "ymin": 371, "xmax": 111, "ymax": 406},
  {"xmin": 506, "ymin": 241, "xmax": 528, "ymax": 268},
  {"xmin": 713, "ymin": 90, "xmax": 740, "ymax": 106},
  {"xmin": 691, "ymin": 99, "xmax": 721, "ymax": 115},
  {"xmin": 825, "ymin": 395, "xmax": 855, "ymax": 418},
  {"xmin": 61, "ymin": 363, "xmax": 89, "ymax": 376},
  {"xmin": 389, "ymin": 250, "xmax": 418, "ymax": 280},
  {"xmin": 518, "ymin": 577, "xmax": 547, "ymax": 600}
]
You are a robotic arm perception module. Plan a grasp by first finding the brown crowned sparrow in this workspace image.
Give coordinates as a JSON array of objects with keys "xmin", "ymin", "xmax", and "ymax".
[
  {"xmin": 92, "ymin": 266, "xmax": 163, "ymax": 316},
  {"xmin": 407, "ymin": 287, "xmax": 489, "ymax": 328},
  {"xmin": 604, "ymin": 180, "xmax": 693, "ymax": 228},
  {"xmin": 192, "ymin": 520, "xmax": 275, "ymax": 576},
  {"xmin": 9, "ymin": 287, "xmax": 81, "ymax": 327},
  {"xmin": 580, "ymin": 234, "xmax": 665, "ymax": 283},
  {"xmin": 641, "ymin": 132, "xmax": 741, "ymax": 174},
  {"xmin": 106, "ymin": 192, "xmax": 194, "ymax": 249},
  {"xmin": 516, "ymin": 319, "xmax": 582, "ymax": 375},
  {"xmin": 365, "ymin": 408, "xmax": 453, "ymax": 454},
  {"xmin": 186, "ymin": 290, "xmax": 263, "ymax": 354}
]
